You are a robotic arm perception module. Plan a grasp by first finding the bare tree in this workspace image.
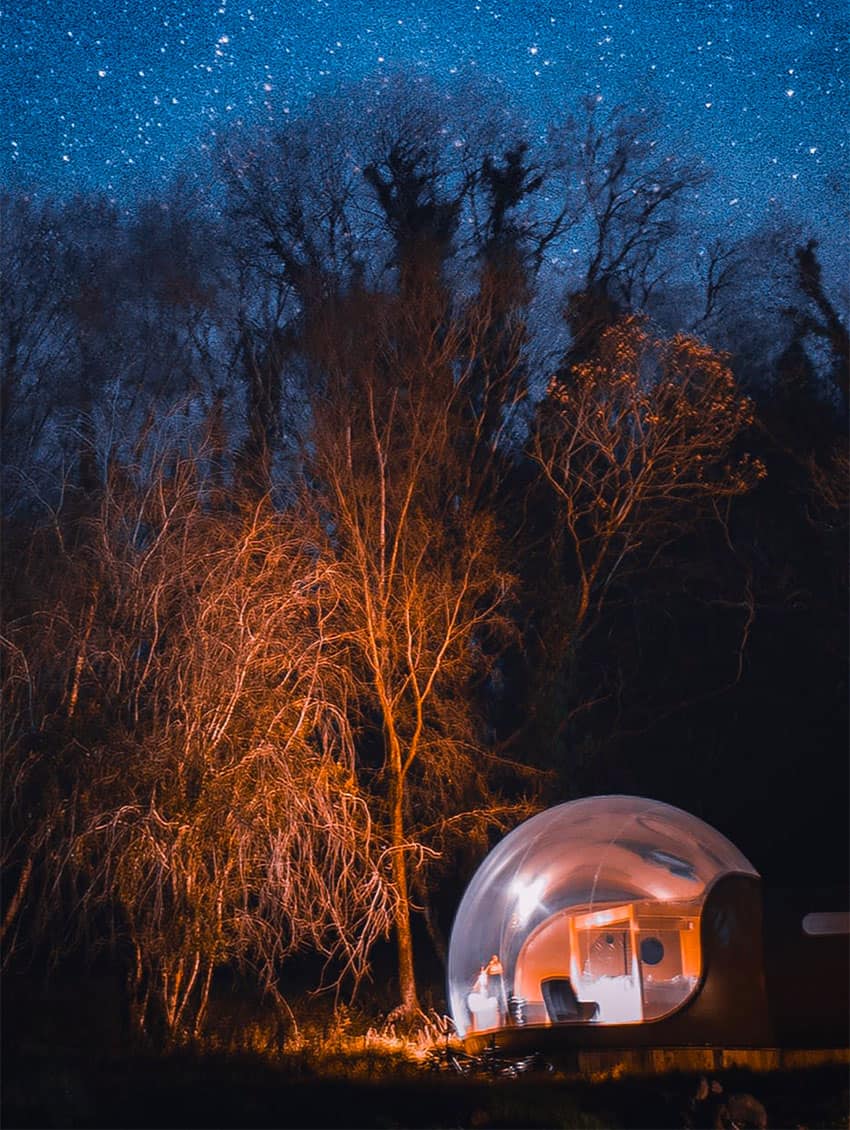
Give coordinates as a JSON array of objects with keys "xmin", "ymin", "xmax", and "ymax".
[
  {"xmin": 2, "ymin": 417, "xmax": 396, "ymax": 1040},
  {"xmin": 1, "ymin": 193, "xmax": 76, "ymax": 480},
  {"xmin": 786, "ymin": 238, "xmax": 849, "ymax": 412},
  {"xmin": 122, "ymin": 183, "xmax": 230, "ymax": 403},
  {"xmin": 533, "ymin": 316, "xmax": 765, "ymax": 638},
  {"xmin": 546, "ymin": 99, "xmax": 709, "ymax": 359},
  {"xmin": 217, "ymin": 97, "xmax": 370, "ymax": 495},
  {"xmin": 305, "ymin": 283, "xmax": 535, "ymax": 1017},
  {"xmin": 1, "ymin": 186, "xmax": 231, "ymax": 514}
]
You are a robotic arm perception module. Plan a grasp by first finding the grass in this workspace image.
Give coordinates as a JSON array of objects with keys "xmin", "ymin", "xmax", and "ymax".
[{"xmin": 3, "ymin": 969, "xmax": 848, "ymax": 1129}]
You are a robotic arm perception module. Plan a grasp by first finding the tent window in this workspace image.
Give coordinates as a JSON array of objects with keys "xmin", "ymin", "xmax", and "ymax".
[{"xmin": 640, "ymin": 936, "xmax": 665, "ymax": 965}]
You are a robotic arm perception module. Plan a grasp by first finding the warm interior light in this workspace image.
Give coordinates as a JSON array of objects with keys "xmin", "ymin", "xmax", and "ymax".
[{"xmin": 574, "ymin": 904, "xmax": 632, "ymax": 929}]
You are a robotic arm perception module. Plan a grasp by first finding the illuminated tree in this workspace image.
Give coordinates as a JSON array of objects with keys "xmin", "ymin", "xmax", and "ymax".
[
  {"xmin": 2, "ymin": 419, "xmax": 395, "ymax": 1040},
  {"xmin": 533, "ymin": 316, "xmax": 765, "ymax": 638},
  {"xmin": 305, "ymin": 284, "xmax": 534, "ymax": 1016}
]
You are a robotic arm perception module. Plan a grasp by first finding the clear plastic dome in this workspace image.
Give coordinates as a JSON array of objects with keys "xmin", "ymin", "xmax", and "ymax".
[{"xmin": 447, "ymin": 796, "xmax": 758, "ymax": 1037}]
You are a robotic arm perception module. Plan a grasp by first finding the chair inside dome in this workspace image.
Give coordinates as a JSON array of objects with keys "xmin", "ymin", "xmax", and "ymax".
[{"xmin": 497, "ymin": 892, "xmax": 702, "ymax": 1029}]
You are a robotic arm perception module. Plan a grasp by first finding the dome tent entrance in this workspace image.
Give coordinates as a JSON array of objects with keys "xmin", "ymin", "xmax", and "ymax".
[{"xmin": 447, "ymin": 795, "xmax": 758, "ymax": 1040}]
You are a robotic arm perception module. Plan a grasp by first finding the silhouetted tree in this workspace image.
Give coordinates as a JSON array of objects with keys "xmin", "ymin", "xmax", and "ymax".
[
  {"xmin": 786, "ymin": 238, "xmax": 849, "ymax": 413},
  {"xmin": 550, "ymin": 98, "xmax": 709, "ymax": 361}
]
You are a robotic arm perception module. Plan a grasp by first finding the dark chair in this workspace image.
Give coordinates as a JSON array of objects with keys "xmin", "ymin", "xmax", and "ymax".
[{"xmin": 541, "ymin": 977, "xmax": 599, "ymax": 1023}]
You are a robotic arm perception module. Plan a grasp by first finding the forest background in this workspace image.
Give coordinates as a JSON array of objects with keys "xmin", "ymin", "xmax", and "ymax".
[{"xmin": 2, "ymin": 74, "xmax": 847, "ymax": 1045}]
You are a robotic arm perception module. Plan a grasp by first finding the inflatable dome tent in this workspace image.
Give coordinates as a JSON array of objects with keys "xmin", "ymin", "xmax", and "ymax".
[{"xmin": 447, "ymin": 796, "xmax": 770, "ymax": 1051}]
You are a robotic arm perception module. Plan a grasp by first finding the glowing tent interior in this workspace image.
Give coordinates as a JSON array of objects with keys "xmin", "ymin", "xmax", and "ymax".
[{"xmin": 447, "ymin": 795, "xmax": 759, "ymax": 1040}]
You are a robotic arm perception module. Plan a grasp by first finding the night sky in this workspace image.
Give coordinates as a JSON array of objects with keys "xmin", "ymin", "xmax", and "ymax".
[{"xmin": 4, "ymin": 1, "xmax": 849, "ymax": 258}]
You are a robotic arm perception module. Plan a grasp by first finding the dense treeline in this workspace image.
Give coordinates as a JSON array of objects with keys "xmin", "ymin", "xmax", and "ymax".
[{"xmin": 2, "ymin": 75, "xmax": 847, "ymax": 1040}]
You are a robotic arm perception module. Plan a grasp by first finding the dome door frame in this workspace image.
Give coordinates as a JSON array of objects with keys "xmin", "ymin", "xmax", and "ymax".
[{"xmin": 570, "ymin": 902, "xmax": 644, "ymax": 1023}]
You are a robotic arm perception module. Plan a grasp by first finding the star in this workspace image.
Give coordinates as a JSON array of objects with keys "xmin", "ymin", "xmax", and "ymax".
[{"xmin": 0, "ymin": 0, "xmax": 844, "ymax": 281}]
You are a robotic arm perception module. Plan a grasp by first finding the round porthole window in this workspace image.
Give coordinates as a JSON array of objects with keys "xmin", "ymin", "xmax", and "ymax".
[{"xmin": 640, "ymin": 936, "xmax": 664, "ymax": 965}]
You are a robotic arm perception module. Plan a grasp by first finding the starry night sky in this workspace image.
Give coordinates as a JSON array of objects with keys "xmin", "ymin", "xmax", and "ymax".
[{"xmin": 4, "ymin": 0, "xmax": 849, "ymax": 258}]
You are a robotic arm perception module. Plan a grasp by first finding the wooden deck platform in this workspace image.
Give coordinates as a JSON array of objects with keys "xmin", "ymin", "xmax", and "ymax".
[{"xmin": 560, "ymin": 1045, "xmax": 850, "ymax": 1077}]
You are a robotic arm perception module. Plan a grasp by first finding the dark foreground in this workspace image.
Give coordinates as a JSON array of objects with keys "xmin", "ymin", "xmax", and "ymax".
[
  {"xmin": 3, "ymin": 973, "xmax": 848, "ymax": 1129},
  {"xmin": 4, "ymin": 1044, "xmax": 849, "ymax": 1130}
]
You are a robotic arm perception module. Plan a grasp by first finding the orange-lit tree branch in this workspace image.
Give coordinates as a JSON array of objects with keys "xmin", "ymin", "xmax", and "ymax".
[
  {"xmin": 306, "ymin": 286, "xmax": 536, "ymax": 1016},
  {"xmin": 2, "ymin": 417, "xmax": 396, "ymax": 1040},
  {"xmin": 533, "ymin": 317, "xmax": 765, "ymax": 637}
]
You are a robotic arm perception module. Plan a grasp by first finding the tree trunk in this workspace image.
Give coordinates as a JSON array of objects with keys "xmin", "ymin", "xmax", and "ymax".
[{"xmin": 390, "ymin": 772, "xmax": 419, "ymax": 1017}]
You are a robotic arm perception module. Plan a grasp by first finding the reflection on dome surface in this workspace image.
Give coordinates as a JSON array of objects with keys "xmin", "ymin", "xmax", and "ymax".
[{"xmin": 447, "ymin": 796, "xmax": 758, "ymax": 1038}]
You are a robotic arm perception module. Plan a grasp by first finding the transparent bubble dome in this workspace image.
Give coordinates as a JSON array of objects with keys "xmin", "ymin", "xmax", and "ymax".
[{"xmin": 447, "ymin": 795, "xmax": 758, "ymax": 1037}]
